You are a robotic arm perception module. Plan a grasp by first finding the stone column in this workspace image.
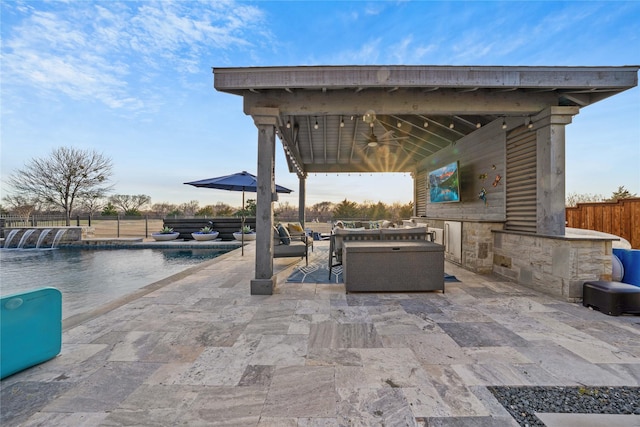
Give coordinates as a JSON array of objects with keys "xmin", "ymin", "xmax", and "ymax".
[
  {"xmin": 298, "ymin": 175, "xmax": 306, "ymax": 226},
  {"xmin": 533, "ymin": 106, "xmax": 579, "ymax": 236},
  {"xmin": 250, "ymin": 109, "xmax": 279, "ymax": 295}
]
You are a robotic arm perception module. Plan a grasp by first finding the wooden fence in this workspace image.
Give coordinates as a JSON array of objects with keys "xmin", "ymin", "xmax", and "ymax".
[{"xmin": 566, "ymin": 197, "xmax": 640, "ymax": 249}]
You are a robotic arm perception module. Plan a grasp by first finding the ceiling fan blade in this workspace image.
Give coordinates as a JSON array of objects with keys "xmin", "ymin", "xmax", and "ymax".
[
  {"xmin": 377, "ymin": 137, "xmax": 407, "ymax": 147},
  {"xmin": 379, "ymin": 130, "xmax": 395, "ymax": 139}
]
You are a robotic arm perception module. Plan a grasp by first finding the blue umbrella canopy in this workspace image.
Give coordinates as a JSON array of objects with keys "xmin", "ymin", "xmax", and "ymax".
[
  {"xmin": 184, "ymin": 171, "xmax": 293, "ymax": 255},
  {"xmin": 184, "ymin": 171, "xmax": 293, "ymax": 194}
]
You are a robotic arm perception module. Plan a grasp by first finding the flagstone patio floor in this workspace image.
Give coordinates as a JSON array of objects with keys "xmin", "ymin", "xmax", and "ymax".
[{"xmin": 1, "ymin": 240, "xmax": 639, "ymax": 426}]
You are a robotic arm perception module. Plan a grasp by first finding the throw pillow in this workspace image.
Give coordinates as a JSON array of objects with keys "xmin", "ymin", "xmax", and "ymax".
[
  {"xmin": 368, "ymin": 221, "xmax": 381, "ymax": 229},
  {"xmin": 277, "ymin": 223, "xmax": 291, "ymax": 245},
  {"xmin": 288, "ymin": 222, "xmax": 304, "ymax": 233},
  {"xmin": 343, "ymin": 220, "xmax": 356, "ymax": 229}
]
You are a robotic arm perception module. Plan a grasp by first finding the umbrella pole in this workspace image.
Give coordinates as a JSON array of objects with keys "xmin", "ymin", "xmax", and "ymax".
[{"xmin": 241, "ymin": 189, "xmax": 245, "ymax": 256}]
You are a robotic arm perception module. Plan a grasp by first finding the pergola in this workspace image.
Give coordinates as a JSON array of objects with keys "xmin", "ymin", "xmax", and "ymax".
[{"xmin": 213, "ymin": 65, "xmax": 638, "ymax": 295}]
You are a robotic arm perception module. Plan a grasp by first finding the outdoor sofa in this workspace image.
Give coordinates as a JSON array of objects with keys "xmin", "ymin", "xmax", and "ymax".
[{"xmin": 328, "ymin": 226, "xmax": 435, "ymax": 279}]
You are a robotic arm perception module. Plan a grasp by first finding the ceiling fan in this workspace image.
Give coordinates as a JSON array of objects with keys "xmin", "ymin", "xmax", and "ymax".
[{"xmin": 358, "ymin": 126, "xmax": 408, "ymax": 151}]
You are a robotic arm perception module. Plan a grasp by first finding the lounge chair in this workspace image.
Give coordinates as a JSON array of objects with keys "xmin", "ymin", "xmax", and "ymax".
[{"xmin": 273, "ymin": 223, "xmax": 312, "ymax": 266}]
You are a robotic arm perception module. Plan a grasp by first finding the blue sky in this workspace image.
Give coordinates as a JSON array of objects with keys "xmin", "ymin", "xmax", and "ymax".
[{"xmin": 1, "ymin": 0, "xmax": 639, "ymax": 210}]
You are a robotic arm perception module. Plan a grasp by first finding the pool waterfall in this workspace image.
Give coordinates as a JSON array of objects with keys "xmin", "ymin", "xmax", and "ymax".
[
  {"xmin": 2, "ymin": 227, "xmax": 78, "ymax": 249},
  {"xmin": 35, "ymin": 229, "xmax": 52, "ymax": 248}
]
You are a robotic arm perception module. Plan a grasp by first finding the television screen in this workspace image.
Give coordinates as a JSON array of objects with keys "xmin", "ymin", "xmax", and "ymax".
[{"xmin": 428, "ymin": 161, "xmax": 460, "ymax": 203}]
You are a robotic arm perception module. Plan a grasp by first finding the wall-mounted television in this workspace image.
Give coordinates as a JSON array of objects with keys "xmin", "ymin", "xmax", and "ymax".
[{"xmin": 428, "ymin": 161, "xmax": 461, "ymax": 203}]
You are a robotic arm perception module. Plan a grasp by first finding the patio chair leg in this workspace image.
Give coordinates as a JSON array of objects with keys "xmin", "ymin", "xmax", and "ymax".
[{"xmin": 328, "ymin": 235, "xmax": 334, "ymax": 280}]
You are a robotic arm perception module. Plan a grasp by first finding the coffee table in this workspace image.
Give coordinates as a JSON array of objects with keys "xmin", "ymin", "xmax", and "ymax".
[{"xmin": 343, "ymin": 240, "xmax": 445, "ymax": 292}]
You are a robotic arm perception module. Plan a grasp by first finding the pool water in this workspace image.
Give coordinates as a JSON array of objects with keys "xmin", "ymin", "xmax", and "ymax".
[{"xmin": 0, "ymin": 247, "xmax": 229, "ymax": 319}]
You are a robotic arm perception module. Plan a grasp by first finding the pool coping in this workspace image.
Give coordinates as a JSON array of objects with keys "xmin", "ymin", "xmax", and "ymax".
[
  {"xmin": 62, "ymin": 238, "xmax": 243, "ymax": 249},
  {"xmin": 60, "ymin": 242, "xmax": 244, "ymax": 330}
]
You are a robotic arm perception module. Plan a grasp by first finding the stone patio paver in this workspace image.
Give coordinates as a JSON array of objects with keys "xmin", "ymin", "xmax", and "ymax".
[{"xmin": 1, "ymin": 241, "xmax": 639, "ymax": 426}]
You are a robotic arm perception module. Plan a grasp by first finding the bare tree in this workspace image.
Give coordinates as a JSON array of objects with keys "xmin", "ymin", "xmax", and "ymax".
[
  {"xmin": 78, "ymin": 194, "xmax": 106, "ymax": 217},
  {"xmin": 211, "ymin": 202, "xmax": 234, "ymax": 216},
  {"xmin": 109, "ymin": 194, "xmax": 151, "ymax": 215},
  {"xmin": 178, "ymin": 200, "xmax": 200, "ymax": 217},
  {"xmin": 2, "ymin": 194, "xmax": 40, "ymax": 225},
  {"xmin": 150, "ymin": 203, "xmax": 177, "ymax": 217},
  {"xmin": 274, "ymin": 201, "xmax": 297, "ymax": 220},
  {"xmin": 7, "ymin": 147, "xmax": 113, "ymax": 225},
  {"xmin": 566, "ymin": 192, "xmax": 604, "ymax": 207},
  {"xmin": 307, "ymin": 201, "xmax": 334, "ymax": 222}
]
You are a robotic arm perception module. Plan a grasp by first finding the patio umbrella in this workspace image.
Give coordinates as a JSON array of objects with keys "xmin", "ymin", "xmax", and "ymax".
[{"xmin": 184, "ymin": 171, "xmax": 293, "ymax": 255}]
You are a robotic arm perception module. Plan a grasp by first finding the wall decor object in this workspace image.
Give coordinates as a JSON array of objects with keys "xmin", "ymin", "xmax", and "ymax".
[
  {"xmin": 428, "ymin": 161, "xmax": 461, "ymax": 203},
  {"xmin": 479, "ymin": 187, "xmax": 488, "ymax": 206}
]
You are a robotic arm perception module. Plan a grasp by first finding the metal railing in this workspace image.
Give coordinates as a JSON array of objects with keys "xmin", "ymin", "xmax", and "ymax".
[
  {"xmin": 1, "ymin": 214, "xmax": 68, "ymax": 228},
  {"xmin": 0, "ymin": 214, "xmax": 164, "ymax": 239}
]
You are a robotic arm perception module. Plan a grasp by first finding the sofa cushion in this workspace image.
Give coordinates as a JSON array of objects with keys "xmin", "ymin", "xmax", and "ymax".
[
  {"xmin": 277, "ymin": 223, "xmax": 291, "ymax": 245},
  {"xmin": 334, "ymin": 228, "xmax": 379, "ymax": 237},
  {"xmin": 274, "ymin": 241, "xmax": 306, "ymax": 257},
  {"xmin": 368, "ymin": 220, "xmax": 382, "ymax": 229},
  {"xmin": 381, "ymin": 227, "xmax": 428, "ymax": 240}
]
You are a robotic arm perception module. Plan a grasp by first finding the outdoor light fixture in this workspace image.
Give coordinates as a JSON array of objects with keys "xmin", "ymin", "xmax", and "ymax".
[
  {"xmin": 397, "ymin": 121, "xmax": 402, "ymax": 127},
  {"xmin": 286, "ymin": 120, "xmax": 291, "ymax": 129},
  {"xmin": 423, "ymin": 121, "xmax": 429, "ymax": 128},
  {"xmin": 340, "ymin": 118, "xmax": 344, "ymax": 127},
  {"xmin": 314, "ymin": 118, "xmax": 318, "ymax": 130},
  {"xmin": 449, "ymin": 122, "xmax": 454, "ymax": 129},
  {"xmin": 476, "ymin": 122, "xmax": 481, "ymax": 128},
  {"xmin": 527, "ymin": 117, "xmax": 533, "ymax": 129},
  {"xmin": 502, "ymin": 119, "xmax": 507, "ymax": 130},
  {"xmin": 363, "ymin": 110, "xmax": 376, "ymax": 124}
]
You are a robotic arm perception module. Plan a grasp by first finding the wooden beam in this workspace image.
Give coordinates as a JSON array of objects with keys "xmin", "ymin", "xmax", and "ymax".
[
  {"xmin": 244, "ymin": 88, "xmax": 562, "ymax": 116},
  {"xmin": 215, "ymin": 65, "xmax": 639, "ymax": 92}
]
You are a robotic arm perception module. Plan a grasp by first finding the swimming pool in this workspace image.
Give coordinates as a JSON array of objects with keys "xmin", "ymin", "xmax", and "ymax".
[{"xmin": 0, "ymin": 247, "xmax": 230, "ymax": 320}]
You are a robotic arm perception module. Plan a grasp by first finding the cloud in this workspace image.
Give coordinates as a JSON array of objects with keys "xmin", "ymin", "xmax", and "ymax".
[
  {"xmin": 1, "ymin": 1, "xmax": 269, "ymax": 111},
  {"xmin": 329, "ymin": 38, "xmax": 385, "ymax": 65},
  {"xmin": 390, "ymin": 35, "xmax": 438, "ymax": 64}
]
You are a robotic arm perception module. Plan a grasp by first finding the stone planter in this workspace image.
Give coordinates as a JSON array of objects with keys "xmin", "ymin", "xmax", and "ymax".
[
  {"xmin": 151, "ymin": 232, "xmax": 180, "ymax": 241},
  {"xmin": 233, "ymin": 232, "xmax": 256, "ymax": 241},
  {"xmin": 191, "ymin": 232, "xmax": 219, "ymax": 241}
]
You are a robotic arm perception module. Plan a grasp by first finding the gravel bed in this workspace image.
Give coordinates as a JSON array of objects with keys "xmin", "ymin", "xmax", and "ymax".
[{"xmin": 487, "ymin": 386, "xmax": 640, "ymax": 427}]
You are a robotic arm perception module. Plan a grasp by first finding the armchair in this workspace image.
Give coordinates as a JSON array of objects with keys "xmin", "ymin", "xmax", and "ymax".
[{"xmin": 272, "ymin": 223, "xmax": 312, "ymax": 266}]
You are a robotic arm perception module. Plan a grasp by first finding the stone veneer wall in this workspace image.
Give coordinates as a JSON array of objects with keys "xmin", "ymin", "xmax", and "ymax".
[
  {"xmin": 463, "ymin": 222, "xmax": 505, "ymax": 274},
  {"xmin": 492, "ymin": 231, "xmax": 613, "ymax": 302},
  {"xmin": 81, "ymin": 226, "xmax": 95, "ymax": 238},
  {"xmin": 414, "ymin": 219, "xmax": 504, "ymax": 274}
]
